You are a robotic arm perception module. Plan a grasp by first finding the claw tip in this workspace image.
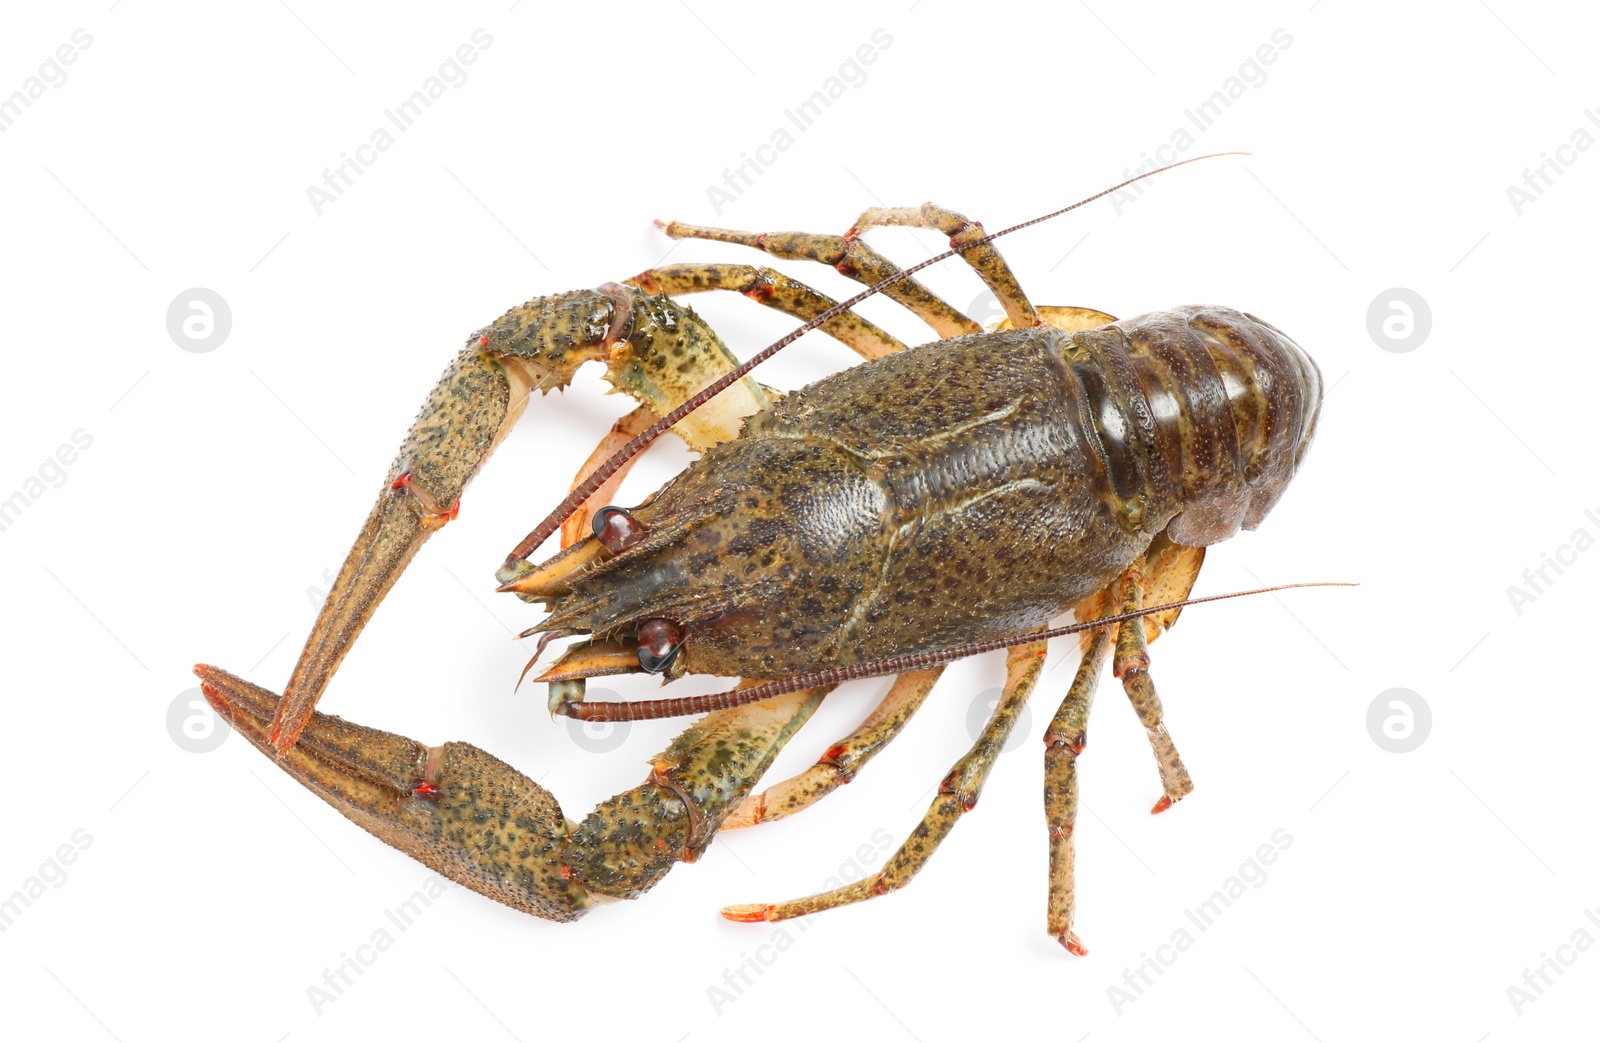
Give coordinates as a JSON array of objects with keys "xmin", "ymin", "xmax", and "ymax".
[{"xmin": 193, "ymin": 665, "xmax": 220, "ymax": 707}]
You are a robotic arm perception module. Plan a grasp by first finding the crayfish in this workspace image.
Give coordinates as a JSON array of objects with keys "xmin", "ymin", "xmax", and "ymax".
[{"xmin": 196, "ymin": 155, "xmax": 1324, "ymax": 953}]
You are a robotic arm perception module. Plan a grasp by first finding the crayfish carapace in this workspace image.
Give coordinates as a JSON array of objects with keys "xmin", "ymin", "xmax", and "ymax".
[{"xmin": 196, "ymin": 156, "xmax": 1324, "ymax": 953}]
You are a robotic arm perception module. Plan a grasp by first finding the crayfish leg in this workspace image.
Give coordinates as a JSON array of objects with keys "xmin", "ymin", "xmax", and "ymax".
[
  {"xmin": 1042, "ymin": 535, "xmax": 1204, "ymax": 952},
  {"xmin": 722, "ymin": 667, "xmax": 943, "ymax": 830},
  {"xmin": 632, "ymin": 262, "xmax": 905, "ymax": 361},
  {"xmin": 850, "ymin": 202, "xmax": 1040, "ymax": 329},
  {"xmin": 721, "ymin": 638, "xmax": 1044, "ymax": 924},
  {"xmin": 1110, "ymin": 538, "xmax": 1205, "ymax": 812},
  {"xmin": 656, "ymin": 218, "xmax": 979, "ymax": 339},
  {"xmin": 1044, "ymin": 624, "xmax": 1111, "ymax": 954}
]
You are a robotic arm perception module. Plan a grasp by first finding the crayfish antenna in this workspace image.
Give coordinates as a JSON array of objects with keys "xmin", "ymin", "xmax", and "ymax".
[{"xmin": 557, "ymin": 581, "xmax": 1354, "ymax": 723}]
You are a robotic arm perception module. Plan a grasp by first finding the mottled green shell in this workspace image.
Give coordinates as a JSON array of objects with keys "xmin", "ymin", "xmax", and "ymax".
[{"xmin": 548, "ymin": 306, "xmax": 1320, "ymax": 680}]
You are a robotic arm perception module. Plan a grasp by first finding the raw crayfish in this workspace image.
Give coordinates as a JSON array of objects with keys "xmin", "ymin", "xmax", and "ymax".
[{"xmin": 195, "ymin": 157, "xmax": 1323, "ymax": 953}]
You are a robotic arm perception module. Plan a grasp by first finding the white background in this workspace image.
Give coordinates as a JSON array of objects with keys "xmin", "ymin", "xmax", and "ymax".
[{"xmin": 3, "ymin": 1, "xmax": 1596, "ymax": 1040}]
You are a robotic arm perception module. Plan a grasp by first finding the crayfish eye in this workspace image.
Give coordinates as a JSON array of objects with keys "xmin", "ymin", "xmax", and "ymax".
[
  {"xmin": 592, "ymin": 506, "xmax": 646, "ymax": 553},
  {"xmin": 636, "ymin": 618, "xmax": 682, "ymax": 674}
]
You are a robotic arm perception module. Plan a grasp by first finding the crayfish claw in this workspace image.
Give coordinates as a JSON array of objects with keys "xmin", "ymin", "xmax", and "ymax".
[
  {"xmin": 274, "ymin": 342, "xmax": 543, "ymax": 752},
  {"xmin": 196, "ymin": 663, "xmax": 594, "ymax": 922}
]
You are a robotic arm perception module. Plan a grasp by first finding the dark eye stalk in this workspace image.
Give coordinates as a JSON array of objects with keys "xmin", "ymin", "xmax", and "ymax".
[
  {"xmin": 589, "ymin": 508, "xmax": 680, "ymax": 673},
  {"xmin": 592, "ymin": 506, "xmax": 646, "ymax": 553},
  {"xmin": 636, "ymin": 618, "xmax": 682, "ymax": 674}
]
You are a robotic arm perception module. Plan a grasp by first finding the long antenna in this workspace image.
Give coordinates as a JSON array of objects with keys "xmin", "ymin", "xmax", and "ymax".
[
  {"xmin": 559, "ymin": 581, "xmax": 1349, "ymax": 722},
  {"xmin": 503, "ymin": 151, "xmax": 1248, "ymax": 566}
]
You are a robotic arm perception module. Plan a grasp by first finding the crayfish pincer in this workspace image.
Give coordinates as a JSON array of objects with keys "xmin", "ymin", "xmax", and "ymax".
[{"xmin": 196, "ymin": 156, "xmax": 1326, "ymax": 953}]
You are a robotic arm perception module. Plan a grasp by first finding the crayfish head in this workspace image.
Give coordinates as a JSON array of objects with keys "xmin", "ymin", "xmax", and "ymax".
[{"xmin": 497, "ymin": 435, "xmax": 891, "ymax": 695}]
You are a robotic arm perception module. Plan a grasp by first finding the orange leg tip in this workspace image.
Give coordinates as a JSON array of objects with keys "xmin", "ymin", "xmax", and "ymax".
[
  {"xmin": 1063, "ymin": 932, "xmax": 1089, "ymax": 957},
  {"xmin": 721, "ymin": 903, "xmax": 774, "ymax": 923},
  {"xmin": 1150, "ymin": 795, "xmax": 1174, "ymax": 815},
  {"xmin": 269, "ymin": 714, "xmax": 306, "ymax": 755},
  {"xmin": 651, "ymin": 218, "xmax": 666, "ymax": 229}
]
